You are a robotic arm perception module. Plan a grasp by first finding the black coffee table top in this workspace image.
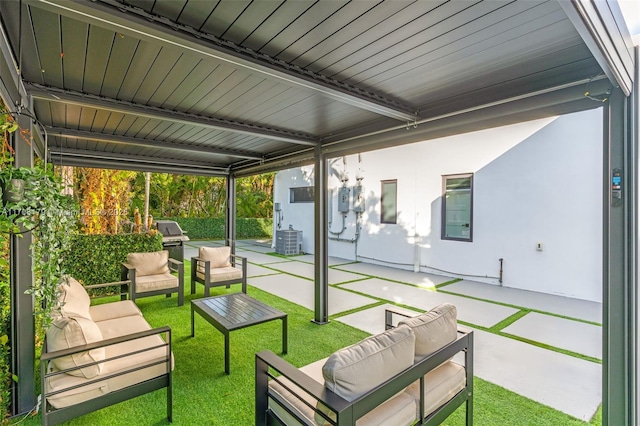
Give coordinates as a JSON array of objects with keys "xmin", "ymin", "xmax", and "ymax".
[{"xmin": 192, "ymin": 292, "xmax": 286, "ymax": 332}]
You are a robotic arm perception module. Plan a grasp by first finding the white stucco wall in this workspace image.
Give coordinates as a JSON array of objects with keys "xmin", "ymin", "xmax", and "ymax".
[{"xmin": 273, "ymin": 108, "xmax": 603, "ymax": 302}]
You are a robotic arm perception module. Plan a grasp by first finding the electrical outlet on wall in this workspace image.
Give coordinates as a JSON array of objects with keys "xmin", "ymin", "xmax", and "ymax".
[{"xmin": 536, "ymin": 242, "xmax": 543, "ymax": 251}]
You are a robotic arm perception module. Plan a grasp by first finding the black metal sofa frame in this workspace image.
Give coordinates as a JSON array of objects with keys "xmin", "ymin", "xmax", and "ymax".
[
  {"xmin": 40, "ymin": 281, "xmax": 173, "ymax": 426},
  {"xmin": 255, "ymin": 325, "xmax": 473, "ymax": 425}
]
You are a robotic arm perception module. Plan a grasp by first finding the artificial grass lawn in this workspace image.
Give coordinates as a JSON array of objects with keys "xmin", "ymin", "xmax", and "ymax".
[{"xmin": 18, "ymin": 268, "xmax": 602, "ymax": 425}]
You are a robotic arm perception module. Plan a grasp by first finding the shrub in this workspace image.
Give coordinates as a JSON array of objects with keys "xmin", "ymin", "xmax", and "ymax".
[
  {"xmin": 159, "ymin": 217, "xmax": 272, "ymax": 240},
  {"xmin": 63, "ymin": 233, "xmax": 163, "ymax": 285}
]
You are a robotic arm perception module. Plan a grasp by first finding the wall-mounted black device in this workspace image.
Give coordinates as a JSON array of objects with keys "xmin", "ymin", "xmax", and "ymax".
[{"xmin": 612, "ymin": 168, "xmax": 622, "ymax": 207}]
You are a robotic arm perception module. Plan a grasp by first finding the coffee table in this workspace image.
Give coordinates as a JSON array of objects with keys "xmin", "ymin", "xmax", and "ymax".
[{"xmin": 191, "ymin": 292, "xmax": 287, "ymax": 374}]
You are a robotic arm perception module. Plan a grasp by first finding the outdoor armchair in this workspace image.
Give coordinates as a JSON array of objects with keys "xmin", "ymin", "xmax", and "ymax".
[
  {"xmin": 121, "ymin": 250, "xmax": 184, "ymax": 306},
  {"xmin": 190, "ymin": 246, "xmax": 247, "ymax": 297}
]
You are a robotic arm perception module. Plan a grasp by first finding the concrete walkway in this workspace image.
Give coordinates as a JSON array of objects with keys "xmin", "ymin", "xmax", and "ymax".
[{"xmin": 184, "ymin": 240, "xmax": 602, "ymax": 421}]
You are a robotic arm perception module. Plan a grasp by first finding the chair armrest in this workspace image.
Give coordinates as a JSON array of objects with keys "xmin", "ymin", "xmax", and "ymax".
[
  {"xmin": 384, "ymin": 307, "xmax": 416, "ymax": 330},
  {"xmin": 82, "ymin": 280, "xmax": 131, "ymax": 299},
  {"xmin": 42, "ymin": 325, "xmax": 171, "ymax": 361},
  {"xmin": 168, "ymin": 258, "xmax": 183, "ymax": 267},
  {"xmin": 256, "ymin": 350, "xmax": 351, "ymax": 424},
  {"xmin": 121, "ymin": 262, "xmax": 134, "ymax": 272}
]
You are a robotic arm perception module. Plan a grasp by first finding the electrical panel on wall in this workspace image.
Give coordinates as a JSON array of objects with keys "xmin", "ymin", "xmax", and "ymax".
[
  {"xmin": 353, "ymin": 185, "xmax": 365, "ymax": 212},
  {"xmin": 338, "ymin": 187, "xmax": 350, "ymax": 212}
]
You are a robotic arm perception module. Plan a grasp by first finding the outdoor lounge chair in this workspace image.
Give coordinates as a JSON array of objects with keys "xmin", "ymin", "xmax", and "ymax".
[
  {"xmin": 121, "ymin": 250, "xmax": 184, "ymax": 306},
  {"xmin": 190, "ymin": 246, "xmax": 247, "ymax": 297}
]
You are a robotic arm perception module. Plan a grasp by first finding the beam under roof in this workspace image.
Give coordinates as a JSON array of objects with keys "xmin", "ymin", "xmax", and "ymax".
[
  {"xmin": 26, "ymin": 83, "xmax": 318, "ymax": 147},
  {"xmin": 46, "ymin": 127, "xmax": 264, "ymax": 160},
  {"xmin": 28, "ymin": 0, "xmax": 418, "ymax": 123},
  {"xmin": 50, "ymin": 146, "xmax": 229, "ymax": 174}
]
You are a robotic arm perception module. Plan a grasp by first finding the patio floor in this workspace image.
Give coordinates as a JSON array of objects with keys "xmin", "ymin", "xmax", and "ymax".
[{"xmin": 185, "ymin": 240, "xmax": 602, "ymax": 421}]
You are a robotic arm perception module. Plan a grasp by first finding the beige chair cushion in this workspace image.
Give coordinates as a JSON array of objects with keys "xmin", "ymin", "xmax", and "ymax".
[
  {"xmin": 199, "ymin": 246, "xmax": 231, "ymax": 269},
  {"xmin": 196, "ymin": 266, "xmax": 242, "ymax": 282},
  {"xmin": 127, "ymin": 251, "xmax": 170, "ymax": 277},
  {"xmin": 269, "ymin": 358, "xmax": 417, "ymax": 426},
  {"xmin": 46, "ymin": 316, "xmax": 105, "ymax": 379},
  {"xmin": 398, "ymin": 303, "xmax": 457, "ymax": 362},
  {"xmin": 322, "ymin": 324, "xmax": 415, "ymax": 402},
  {"xmin": 133, "ymin": 273, "xmax": 178, "ymax": 293},
  {"xmin": 56, "ymin": 277, "xmax": 91, "ymax": 320},
  {"xmin": 405, "ymin": 360, "xmax": 466, "ymax": 418}
]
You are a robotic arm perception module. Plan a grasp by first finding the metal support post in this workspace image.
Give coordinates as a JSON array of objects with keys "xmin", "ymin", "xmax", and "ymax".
[
  {"xmin": 602, "ymin": 86, "xmax": 635, "ymax": 426},
  {"xmin": 313, "ymin": 145, "xmax": 329, "ymax": 324},
  {"xmin": 226, "ymin": 174, "xmax": 236, "ymax": 254}
]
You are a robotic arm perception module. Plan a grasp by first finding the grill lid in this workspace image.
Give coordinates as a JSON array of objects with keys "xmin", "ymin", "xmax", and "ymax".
[{"xmin": 155, "ymin": 220, "xmax": 189, "ymax": 241}]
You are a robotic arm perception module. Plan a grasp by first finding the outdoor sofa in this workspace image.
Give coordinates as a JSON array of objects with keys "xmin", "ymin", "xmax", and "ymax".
[
  {"xmin": 256, "ymin": 303, "xmax": 473, "ymax": 425},
  {"xmin": 40, "ymin": 277, "xmax": 173, "ymax": 426}
]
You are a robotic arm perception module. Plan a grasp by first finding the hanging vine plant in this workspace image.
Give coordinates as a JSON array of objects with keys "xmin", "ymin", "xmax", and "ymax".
[{"xmin": 0, "ymin": 107, "xmax": 78, "ymax": 329}]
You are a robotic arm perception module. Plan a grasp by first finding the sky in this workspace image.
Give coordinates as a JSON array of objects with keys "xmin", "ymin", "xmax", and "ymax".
[{"xmin": 619, "ymin": 0, "xmax": 640, "ymax": 45}]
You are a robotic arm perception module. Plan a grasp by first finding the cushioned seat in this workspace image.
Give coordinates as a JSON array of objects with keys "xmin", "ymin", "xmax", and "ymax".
[
  {"xmin": 41, "ymin": 276, "xmax": 173, "ymax": 425},
  {"xmin": 190, "ymin": 246, "xmax": 247, "ymax": 297},
  {"xmin": 121, "ymin": 250, "xmax": 184, "ymax": 306},
  {"xmin": 256, "ymin": 303, "xmax": 473, "ymax": 426}
]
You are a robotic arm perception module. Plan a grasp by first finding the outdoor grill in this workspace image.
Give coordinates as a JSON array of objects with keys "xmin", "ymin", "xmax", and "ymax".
[{"xmin": 155, "ymin": 220, "xmax": 190, "ymax": 262}]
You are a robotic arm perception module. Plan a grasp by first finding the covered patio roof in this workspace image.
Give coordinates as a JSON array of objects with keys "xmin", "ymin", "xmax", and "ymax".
[
  {"xmin": 0, "ymin": 0, "xmax": 631, "ymax": 176},
  {"xmin": 0, "ymin": 1, "xmax": 637, "ymax": 425}
]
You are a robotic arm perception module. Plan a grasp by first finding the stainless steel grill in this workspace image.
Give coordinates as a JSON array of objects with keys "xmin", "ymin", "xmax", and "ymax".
[{"xmin": 156, "ymin": 220, "xmax": 189, "ymax": 261}]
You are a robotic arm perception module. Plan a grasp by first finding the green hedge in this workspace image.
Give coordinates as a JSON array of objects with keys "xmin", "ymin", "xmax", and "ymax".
[
  {"xmin": 62, "ymin": 233, "xmax": 163, "ymax": 285},
  {"xmin": 159, "ymin": 217, "xmax": 272, "ymax": 240}
]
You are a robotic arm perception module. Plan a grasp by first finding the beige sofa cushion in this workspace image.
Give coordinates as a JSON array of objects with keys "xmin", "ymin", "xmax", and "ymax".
[
  {"xmin": 127, "ymin": 251, "xmax": 170, "ymax": 276},
  {"xmin": 46, "ymin": 316, "xmax": 105, "ymax": 379},
  {"xmin": 133, "ymin": 273, "xmax": 178, "ymax": 292},
  {"xmin": 269, "ymin": 358, "xmax": 417, "ymax": 426},
  {"xmin": 199, "ymin": 246, "xmax": 231, "ymax": 269},
  {"xmin": 45, "ymin": 314, "xmax": 173, "ymax": 409},
  {"xmin": 56, "ymin": 277, "xmax": 91, "ymax": 320},
  {"xmin": 89, "ymin": 300, "xmax": 142, "ymax": 323},
  {"xmin": 398, "ymin": 303, "xmax": 457, "ymax": 362},
  {"xmin": 405, "ymin": 360, "xmax": 466, "ymax": 418},
  {"xmin": 322, "ymin": 324, "xmax": 415, "ymax": 402}
]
